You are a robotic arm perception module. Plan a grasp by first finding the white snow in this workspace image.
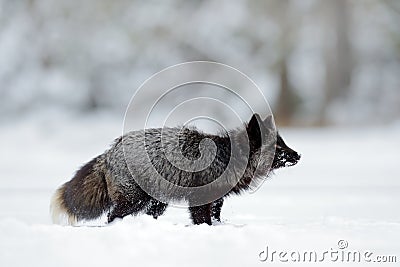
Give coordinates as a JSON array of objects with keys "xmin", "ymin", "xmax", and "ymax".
[{"xmin": 0, "ymin": 114, "xmax": 399, "ymax": 266}]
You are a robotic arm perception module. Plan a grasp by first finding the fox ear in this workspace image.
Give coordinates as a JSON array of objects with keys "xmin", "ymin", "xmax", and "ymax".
[
  {"xmin": 246, "ymin": 113, "xmax": 262, "ymax": 149},
  {"xmin": 263, "ymin": 114, "xmax": 275, "ymax": 130}
]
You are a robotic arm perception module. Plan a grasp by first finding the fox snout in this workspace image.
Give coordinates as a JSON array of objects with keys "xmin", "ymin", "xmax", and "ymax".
[
  {"xmin": 271, "ymin": 133, "xmax": 301, "ymax": 169},
  {"xmin": 285, "ymin": 148, "xmax": 301, "ymax": 167}
]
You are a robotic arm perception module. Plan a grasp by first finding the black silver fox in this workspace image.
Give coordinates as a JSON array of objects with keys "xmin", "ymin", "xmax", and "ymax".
[{"xmin": 51, "ymin": 114, "xmax": 300, "ymax": 225}]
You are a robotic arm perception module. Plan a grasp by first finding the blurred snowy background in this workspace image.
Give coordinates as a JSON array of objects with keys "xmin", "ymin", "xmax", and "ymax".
[
  {"xmin": 1, "ymin": 0, "xmax": 400, "ymax": 125},
  {"xmin": 0, "ymin": 0, "xmax": 399, "ymax": 266}
]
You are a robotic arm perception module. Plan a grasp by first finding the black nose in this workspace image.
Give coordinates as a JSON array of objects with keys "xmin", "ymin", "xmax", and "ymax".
[{"xmin": 290, "ymin": 151, "xmax": 301, "ymax": 162}]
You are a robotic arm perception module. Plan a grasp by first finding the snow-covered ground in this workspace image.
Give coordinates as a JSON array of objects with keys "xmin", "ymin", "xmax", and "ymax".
[{"xmin": 0, "ymin": 114, "xmax": 399, "ymax": 266}]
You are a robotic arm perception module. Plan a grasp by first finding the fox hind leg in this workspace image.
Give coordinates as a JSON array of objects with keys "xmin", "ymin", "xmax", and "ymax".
[
  {"xmin": 107, "ymin": 193, "xmax": 151, "ymax": 223},
  {"xmin": 211, "ymin": 197, "xmax": 224, "ymax": 222},
  {"xmin": 146, "ymin": 199, "xmax": 168, "ymax": 219},
  {"xmin": 189, "ymin": 203, "xmax": 212, "ymax": 225}
]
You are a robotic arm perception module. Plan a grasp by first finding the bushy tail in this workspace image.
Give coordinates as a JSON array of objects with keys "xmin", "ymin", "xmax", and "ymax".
[{"xmin": 50, "ymin": 155, "xmax": 112, "ymax": 225}]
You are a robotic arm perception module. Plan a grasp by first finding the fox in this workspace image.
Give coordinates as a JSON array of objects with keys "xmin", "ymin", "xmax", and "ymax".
[{"xmin": 50, "ymin": 113, "xmax": 300, "ymax": 226}]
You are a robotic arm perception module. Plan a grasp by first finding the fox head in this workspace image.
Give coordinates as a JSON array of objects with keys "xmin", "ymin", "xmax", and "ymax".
[
  {"xmin": 245, "ymin": 113, "xmax": 300, "ymax": 172},
  {"xmin": 272, "ymin": 132, "xmax": 301, "ymax": 169}
]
